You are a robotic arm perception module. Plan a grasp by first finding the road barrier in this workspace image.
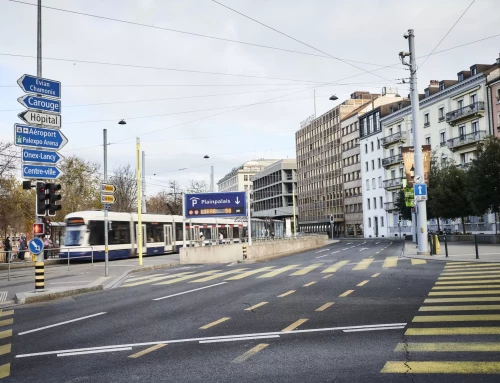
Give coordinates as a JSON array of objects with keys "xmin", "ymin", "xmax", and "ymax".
[{"xmin": 35, "ymin": 262, "xmax": 44, "ymax": 292}]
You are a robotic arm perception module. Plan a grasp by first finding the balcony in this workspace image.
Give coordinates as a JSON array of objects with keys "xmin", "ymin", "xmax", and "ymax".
[
  {"xmin": 384, "ymin": 202, "xmax": 397, "ymax": 211},
  {"xmin": 382, "ymin": 154, "xmax": 403, "ymax": 168},
  {"xmin": 446, "ymin": 101, "xmax": 485, "ymax": 125},
  {"xmin": 446, "ymin": 131, "xmax": 488, "ymax": 151},
  {"xmin": 383, "ymin": 178, "xmax": 404, "ymax": 190},
  {"xmin": 380, "ymin": 131, "xmax": 406, "ymax": 147}
]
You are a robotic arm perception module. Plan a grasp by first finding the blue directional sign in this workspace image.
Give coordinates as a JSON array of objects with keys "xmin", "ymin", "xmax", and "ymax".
[
  {"xmin": 22, "ymin": 149, "xmax": 62, "ymax": 165},
  {"xmin": 18, "ymin": 94, "xmax": 61, "ymax": 113},
  {"xmin": 414, "ymin": 183, "xmax": 427, "ymax": 201},
  {"xmin": 185, "ymin": 192, "xmax": 246, "ymax": 218},
  {"xmin": 14, "ymin": 124, "xmax": 68, "ymax": 150},
  {"xmin": 22, "ymin": 164, "xmax": 62, "ymax": 180},
  {"xmin": 17, "ymin": 74, "xmax": 61, "ymax": 99},
  {"xmin": 28, "ymin": 238, "xmax": 43, "ymax": 255}
]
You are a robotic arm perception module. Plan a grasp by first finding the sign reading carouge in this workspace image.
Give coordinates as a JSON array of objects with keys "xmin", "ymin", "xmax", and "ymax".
[
  {"xmin": 17, "ymin": 74, "xmax": 61, "ymax": 99},
  {"xmin": 18, "ymin": 110, "xmax": 61, "ymax": 129},
  {"xmin": 18, "ymin": 94, "xmax": 61, "ymax": 113},
  {"xmin": 184, "ymin": 191, "xmax": 246, "ymax": 218}
]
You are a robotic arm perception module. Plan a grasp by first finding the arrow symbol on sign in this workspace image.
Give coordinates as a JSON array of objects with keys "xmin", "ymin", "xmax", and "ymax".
[
  {"xmin": 235, "ymin": 197, "xmax": 240, "ymax": 205},
  {"xmin": 418, "ymin": 185, "xmax": 422, "ymax": 194}
]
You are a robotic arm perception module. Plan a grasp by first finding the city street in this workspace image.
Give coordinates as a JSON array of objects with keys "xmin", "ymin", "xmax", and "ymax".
[{"xmin": 3, "ymin": 240, "xmax": 499, "ymax": 382}]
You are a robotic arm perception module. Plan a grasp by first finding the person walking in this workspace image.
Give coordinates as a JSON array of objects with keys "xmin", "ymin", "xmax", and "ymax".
[
  {"xmin": 2, "ymin": 237, "xmax": 11, "ymax": 262},
  {"xmin": 219, "ymin": 232, "xmax": 223, "ymax": 245},
  {"xmin": 18, "ymin": 235, "xmax": 27, "ymax": 261},
  {"xmin": 43, "ymin": 236, "xmax": 52, "ymax": 260}
]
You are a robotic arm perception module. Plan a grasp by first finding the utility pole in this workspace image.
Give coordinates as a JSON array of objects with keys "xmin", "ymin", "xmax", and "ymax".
[
  {"xmin": 103, "ymin": 129, "xmax": 109, "ymax": 277},
  {"xmin": 141, "ymin": 151, "xmax": 146, "ymax": 213},
  {"xmin": 136, "ymin": 138, "xmax": 143, "ymax": 266},
  {"xmin": 247, "ymin": 190, "xmax": 252, "ymax": 246},
  {"xmin": 400, "ymin": 29, "xmax": 428, "ymax": 254},
  {"xmin": 292, "ymin": 183, "xmax": 297, "ymax": 238},
  {"xmin": 210, "ymin": 165, "xmax": 214, "ymax": 192},
  {"xmin": 35, "ymin": 0, "xmax": 42, "ymax": 263}
]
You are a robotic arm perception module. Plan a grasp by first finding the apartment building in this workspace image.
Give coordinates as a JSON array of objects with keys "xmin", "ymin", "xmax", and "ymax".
[
  {"xmin": 217, "ymin": 159, "xmax": 277, "ymax": 192},
  {"xmin": 486, "ymin": 55, "xmax": 500, "ymax": 138}
]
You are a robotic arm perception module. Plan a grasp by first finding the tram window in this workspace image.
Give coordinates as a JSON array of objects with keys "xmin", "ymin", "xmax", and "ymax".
[
  {"xmin": 146, "ymin": 223, "xmax": 164, "ymax": 243},
  {"xmin": 88, "ymin": 220, "xmax": 105, "ymax": 246},
  {"xmin": 200, "ymin": 228, "xmax": 211, "ymax": 240},
  {"xmin": 219, "ymin": 228, "xmax": 228, "ymax": 238},
  {"xmin": 108, "ymin": 221, "xmax": 130, "ymax": 245},
  {"xmin": 232, "ymin": 227, "xmax": 239, "ymax": 238},
  {"xmin": 175, "ymin": 223, "xmax": 183, "ymax": 242}
]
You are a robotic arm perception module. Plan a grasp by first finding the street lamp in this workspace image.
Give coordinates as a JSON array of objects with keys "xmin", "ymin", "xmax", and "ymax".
[
  {"xmin": 118, "ymin": 119, "xmax": 126, "ymax": 125},
  {"xmin": 204, "ymin": 155, "xmax": 214, "ymax": 192},
  {"xmin": 410, "ymin": 164, "xmax": 415, "ymax": 179},
  {"xmin": 329, "ymin": 95, "xmax": 338, "ymax": 101}
]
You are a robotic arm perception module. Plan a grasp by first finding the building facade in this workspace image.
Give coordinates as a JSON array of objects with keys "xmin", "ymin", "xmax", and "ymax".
[
  {"xmin": 217, "ymin": 159, "xmax": 278, "ymax": 192},
  {"xmin": 486, "ymin": 56, "xmax": 500, "ymax": 138}
]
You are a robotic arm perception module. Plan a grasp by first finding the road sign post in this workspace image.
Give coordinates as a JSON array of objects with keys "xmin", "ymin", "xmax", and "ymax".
[{"xmin": 413, "ymin": 183, "xmax": 428, "ymax": 201}]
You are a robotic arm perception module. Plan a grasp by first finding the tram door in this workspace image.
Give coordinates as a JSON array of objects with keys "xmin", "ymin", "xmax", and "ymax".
[
  {"xmin": 135, "ymin": 224, "xmax": 147, "ymax": 253},
  {"xmin": 164, "ymin": 224, "xmax": 173, "ymax": 252}
]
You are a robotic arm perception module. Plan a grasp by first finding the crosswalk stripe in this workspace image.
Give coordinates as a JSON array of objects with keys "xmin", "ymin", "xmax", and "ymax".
[
  {"xmin": 442, "ymin": 270, "xmax": 500, "ymax": 276},
  {"xmin": 442, "ymin": 267, "xmax": 500, "ymax": 272},
  {"xmin": 321, "ymin": 261, "xmax": 349, "ymax": 273},
  {"xmin": 405, "ymin": 327, "xmax": 500, "ymax": 335},
  {"xmin": 439, "ymin": 274, "xmax": 500, "ymax": 280},
  {"xmin": 436, "ymin": 280, "xmax": 500, "ymax": 285},
  {"xmin": 425, "ymin": 297, "xmax": 500, "ymax": 303},
  {"xmin": 0, "ymin": 364, "xmax": 9, "ymax": 379},
  {"xmin": 0, "ymin": 330, "xmax": 11, "ymax": 340},
  {"xmin": 0, "ymin": 319, "xmax": 13, "ymax": 327},
  {"xmin": 290, "ymin": 263, "xmax": 323, "ymax": 276},
  {"xmin": 432, "ymin": 285, "xmax": 500, "ymax": 290},
  {"xmin": 382, "ymin": 257, "xmax": 398, "ymax": 268},
  {"xmin": 258, "ymin": 265, "xmax": 300, "ymax": 278},
  {"xmin": 154, "ymin": 271, "xmax": 220, "ymax": 285},
  {"xmin": 381, "ymin": 361, "xmax": 500, "ymax": 374},
  {"xmin": 445, "ymin": 263, "xmax": 500, "ymax": 269},
  {"xmin": 413, "ymin": 314, "xmax": 500, "ymax": 322},
  {"xmin": 394, "ymin": 342, "xmax": 500, "ymax": 352},
  {"xmin": 124, "ymin": 274, "xmax": 163, "ymax": 282},
  {"xmin": 0, "ymin": 310, "xmax": 14, "ymax": 317},
  {"xmin": 357, "ymin": 280, "xmax": 369, "ymax": 287},
  {"xmin": 281, "ymin": 318, "xmax": 308, "ymax": 332},
  {"xmin": 353, "ymin": 258, "xmax": 374, "ymax": 270},
  {"xmin": 429, "ymin": 290, "xmax": 500, "ymax": 296},
  {"xmin": 0, "ymin": 344, "xmax": 10, "ymax": 356},
  {"xmin": 123, "ymin": 272, "xmax": 195, "ymax": 287},
  {"xmin": 225, "ymin": 267, "xmax": 275, "ymax": 280},
  {"xmin": 315, "ymin": 302, "xmax": 334, "ymax": 312},
  {"xmin": 244, "ymin": 302, "xmax": 268, "ymax": 311},
  {"xmin": 200, "ymin": 317, "xmax": 230, "ymax": 330},
  {"xmin": 419, "ymin": 305, "xmax": 500, "ymax": 311},
  {"xmin": 190, "ymin": 269, "xmax": 248, "ymax": 282},
  {"xmin": 411, "ymin": 259, "xmax": 427, "ymax": 265}
]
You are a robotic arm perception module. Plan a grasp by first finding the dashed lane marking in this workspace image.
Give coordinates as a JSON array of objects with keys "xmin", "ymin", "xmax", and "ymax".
[
  {"xmin": 382, "ymin": 257, "xmax": 398, "ymax": 268},
  {"xmin": 200, "ymin": 317, "xmax": 230, "ymax": 330},
  {"xmin": 244, "ymin": 302, "xmax": 268, "ymax": 311},
  {"xmin": 128, "ymin": 344, "xmax": 166, "ymax": 359},
  {"xmin": 290, "ymin": 264, "xmax": 323, "ymax": 276},
  {"xmin": 381, "ymin": 361, "xmax": 500, "ymax": 374},
  {"xmin": 225, "ymin": 267, "xmax": 274, "ymax": 280},
  {"xmin": 315, "ymin": 302, "xmax": 334, "ymax": 312},
  {"xmin": 153, "ymin": 282, "xmax": 227, "ymax": 301},
  {"xmin": 413, "ymin": 314, "xmax": 500, "ymax": 322},
  {"xmin": 357, "ymin": 280, "xmax": 370, "ymax": 287},
  {"xmin": 429, "ymin": 290, "xmax": 500, "ymax": 296},
  {"xmin": 277, "ymin": 290, "xmax": 295, "ymax": 298},
  {"xmin": 353, "ymin": 258, "xmax": 374, "ymax": 270},
  {"xmin": 258, "ymin": 265, "xmax": 300, "ymax": 278},
  {"xmin": 322, "ymin": 260, "xmax": 349, "ymax": 273},
  {"xmin": 339, "ymin": 290, "xmax": 354, "ymax": 297},
  {"xmin": 405, "ymin": 327, "xmax": 500, "ymax": 335},
  {"xmin": 303, "ymin": 281, "xmax": 316, "ymax": 287},
  {"xmin": 371, "ymin": 273, "xmax": 381, "ymax": 278},
  {"xmin": 419, "ymin": 305, "xmax": 500, "ymax": 311},
  {"xmin": 282, "ymin": 319, "xmax": 308, "ymax": 332},
  {"xmin": 323, "ymin": 274, "xmax": 333, "ymax": 279},
  {"xmin": 411, "ymin": 259, "xmax": 427, "ymax": 265},
  {"xmin": 231, "ymin": 343, "xmax": 269, "ymax": 363},
  {"xmin": 425, "ymin": 297, "xmax": 500, "ymax": 303},
  {"xmin": 190, "ymin": 269, "xmax": 248, "ymax": 283}
]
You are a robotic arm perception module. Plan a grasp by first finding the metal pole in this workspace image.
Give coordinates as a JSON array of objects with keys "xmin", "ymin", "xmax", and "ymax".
[
  {"xmin": 247, "ymin": 190, "xmax": 252, "ymax": 246},
  {"xmin": 474, "ymin": 234, "xmax": 479, "ymax": 259},
  {"xmin": 182, "ymin": 192, "xmax": 186, "ymax": 248},
  {"xmin": 136, "ymin": 138, "xmax": 143, "ymax": 266},
  {"xmin": 103, "ymin": 129, "xmax": 109, "ymax": 277},
  {"xmin": 407, "ymin": 29, "xmax": 429, "ymax": 254},
  {"xmin": 142, "ymin": 151, "xmax": 146, "ymax": 213},
  {"xmin": 292, "ymin": 183, "xmax": 297, "ymax": 238},
  {"xmin": 444, "ymin": 234, "xmax": 448, "ymax": 257},
  {"xmin": 210, "ymin": 166, "xmax": 214, "ymax": 192},
  {"xmin": 313, "ymin": 89, "xmax": 316, "ymax": 117},
  {"xmin": 35, "ymin": 0, "xmax": 43, "ymax": 263}
]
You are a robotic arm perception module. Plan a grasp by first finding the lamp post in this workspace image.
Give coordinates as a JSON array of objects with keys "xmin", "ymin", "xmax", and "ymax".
[{"xmin": 204, "ymin": 155, "xmax": 214, "ymax": 192}]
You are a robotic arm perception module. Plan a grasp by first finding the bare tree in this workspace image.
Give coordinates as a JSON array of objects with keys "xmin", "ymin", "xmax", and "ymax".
[
  {"xmin": 186, "ymin": 180, "xmax": 209, "ymax": 194},
  {"xmin": 0, "ymin": 142, "xmax": 19, "ymax": 178},
  {"xmin": 109, "ymin": 164, "xmax": 137, "ymax": 212}
]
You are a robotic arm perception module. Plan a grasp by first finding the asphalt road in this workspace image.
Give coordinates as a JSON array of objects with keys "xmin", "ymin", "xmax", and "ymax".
[{"xmin": 4, "ymin": 239, "xmax": 500, "ymax": 382}]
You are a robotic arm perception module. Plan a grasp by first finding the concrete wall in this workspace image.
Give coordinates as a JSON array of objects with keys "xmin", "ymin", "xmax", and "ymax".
[
  {"xmin": 247, "ymin": 236, "xmax": 327, "ymax": 260},
  {"xmin": 180, "ymin": 244, "xmax": 242, "ymax": 264}
]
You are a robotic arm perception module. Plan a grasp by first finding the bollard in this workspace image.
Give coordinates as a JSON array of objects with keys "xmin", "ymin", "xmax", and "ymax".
[
  {"xmin": 242, "ymin": 245, "xmax": 247, "ymax": 260},
  {"xmin": 35, "ymin": 261, "xmax": 45, "ymax": 292},
  {"xmin": 7, "ymin": 250, "xmax": 11, "ymax": 282},
  {"xmin": 444, "ymin": 235, "xmax": 448, "ymax": 257},
  {"xmin": 474, "ymin": 235, "xmax": 479, "ymax": 259}
]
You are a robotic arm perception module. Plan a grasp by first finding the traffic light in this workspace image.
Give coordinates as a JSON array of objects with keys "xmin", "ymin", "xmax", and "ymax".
[
  {"xmin": 36, "ymin": 182, "xmax": 49, "ymax": 216},
  {"xmin": 47, "ymin": 183, "xmax": 62, "ymax": 216},
  {"xmin": 42, "ymin": 217, "xmax": 52, "ymax": 236},
  {"xmin": 33, "ymin": 223, "xmax": 45, "ymax": 236}
]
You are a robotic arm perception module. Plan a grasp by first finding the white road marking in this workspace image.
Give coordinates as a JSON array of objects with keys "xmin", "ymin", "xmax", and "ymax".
[
  {"xmin": 315, "ymin": 249, "xmax": 329, "ymax": 253},
  {"xmin": 343, "ymin": 326, "xmax": 405, "ymax": 332},
  {"xmin": 346, "ymin": 243, "xmax": 353, "ymax": 245},
  {"xmin": 332, "ymin": 251, "xmax": 339, "ymax": 254},
  {"xmin": 359, "ymin": 248, "xmax": 369, "ymax": 251},
  {"xmin": 315, "ymin": 254, "xmax": 330, "ymax": 259},
  {"xmin": 199, "ymin": 335, "xmax": 279, "ymax": 344},
  {"xmin": 57, "ymin": 347, "xmax": 132, "ymax": 357},
  {"xmin": 376, "ymin": 242, "xmax": 380, "ymax": 244},
  {"xmin": 18, "ymin": 312, "xmax": 107, "ymax": 336},
  {"xmin": 153, "ymin": 282, "xmax": 227, "ymax": 301},
  {"xmin": 342, "ymin": 248, "xmax": 349, "ymax": 250},
  {"xmin": 15, "ymin": 323, "xmax": 407, "ymax": 358}
]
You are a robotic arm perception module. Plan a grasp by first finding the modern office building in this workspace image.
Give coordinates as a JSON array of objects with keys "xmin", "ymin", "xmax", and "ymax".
[{"xmin": 217, "ymin": 159, "xmax": 278, "ymax": 192}]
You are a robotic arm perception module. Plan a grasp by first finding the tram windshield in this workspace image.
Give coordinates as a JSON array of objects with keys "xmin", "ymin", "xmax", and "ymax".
[{"xmin": 64, "ymin": 227, "xmax": 83, "ymax": 246}]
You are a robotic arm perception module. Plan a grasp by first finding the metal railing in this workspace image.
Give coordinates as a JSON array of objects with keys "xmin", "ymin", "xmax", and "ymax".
[
  {"xmin": 380, "ymin": 131, "xmax": 406, "ymax": 147},
  {"xmin": 382, "ymin": 154, "xmax": 403, "ymax": 167},
  {"xmin": 446, "ymin": 101, "xmax": 485, "ymax": 124},
  {"xmin": 384, "ymin": 202, "xmax": 397, "ymax": 211},
  {"xmin": 447, "ymin": 130, "xmax": 487, "ymax": 150},
  {"xmin": 383, "ymin": 178, "xmax": 404, "ymax": 190}
]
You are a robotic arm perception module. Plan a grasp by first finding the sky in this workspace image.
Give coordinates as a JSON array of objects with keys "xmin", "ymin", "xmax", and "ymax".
[{"xmin": 0, "ymin": 0, "xmax": 499, "ymax": 197}]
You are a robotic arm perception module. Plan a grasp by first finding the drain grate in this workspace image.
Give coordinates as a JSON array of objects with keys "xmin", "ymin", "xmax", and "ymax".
[{"xmin": 0, "ymin": 292, "xmax": 7, "ymax": 302}]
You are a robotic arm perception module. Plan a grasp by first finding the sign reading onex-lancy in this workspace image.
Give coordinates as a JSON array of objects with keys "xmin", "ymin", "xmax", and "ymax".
[{"xmin": 185, "ymin": 192, "xmax": 246, "ymax": 218}]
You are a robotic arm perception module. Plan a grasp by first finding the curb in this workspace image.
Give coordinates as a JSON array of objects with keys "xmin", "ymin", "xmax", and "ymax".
[
  {"xmin": 402, "ymin": 253, "xmax": 500, "ymax": 263},
  {"xmin": 15, "ymin": 285, "xmax": 103, "ymax": 305},
  {"xmin": 0, "ymin": 259, "xmax": 64, "ymax": 270}
]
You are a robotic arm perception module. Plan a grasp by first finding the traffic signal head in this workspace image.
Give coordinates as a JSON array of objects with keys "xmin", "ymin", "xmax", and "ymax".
[
  {"xmin": 36, "ymin": 182, "xmax": 49, "ymax": 216},
  {"xmin": 47, "ymin": 183, "xmax": 62, "ymax": 216},
  {"xmin": 42, "ymin": 217, "xmax": 52, "ymax": 236},
  {"xmin": 33, "ymin": 223, "xmax": 45, "ymax": 235}
]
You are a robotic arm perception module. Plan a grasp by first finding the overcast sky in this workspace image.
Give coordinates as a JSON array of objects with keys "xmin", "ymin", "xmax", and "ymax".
[{"xmin": 0, "ymin": 0, "xmax": 498, "ymax": 195}]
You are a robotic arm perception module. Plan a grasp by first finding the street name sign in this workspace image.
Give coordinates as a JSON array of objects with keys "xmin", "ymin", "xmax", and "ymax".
[
  {"xmin": 28, "ymin": 238, "xmax": 44, "ymax": 254},
  {"xmin": 15, "ymin": 124, "xmax": 68, "ymax": 151},
  {"xmin": 18, "ymin": 94, "xmax": 61, "ymax": 114},
  {"xmin": 185, "ymin": 191, "xmax": 246, "ymax": 218},
  {"xmin": 18, "ymin": 110, "xmax": 61, "ymax": 129},
  {"xmin": 22, "ymin": 164, "xmax": 62, "ymax": 180},
  {"xmin": 101, "ymin": 184, "xmax": 116, "ymax": 193},
  {"xmin": 22, "ymin": 149, "xmax": 62, "ymax": 165},
  {"xmin": 414, "ymin": 183, "xmax": 427, "ymax": 201},
  {"xmin": 17, "ymin": 74, "xmax": 61, "ymax": 99},
  {"xmin": 101, "ymin": 194, "xmax": 116, "ymax": 204}
]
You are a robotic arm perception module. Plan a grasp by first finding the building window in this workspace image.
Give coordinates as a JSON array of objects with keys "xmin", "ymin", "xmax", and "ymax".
[
  {"xmin": 370, "ymin": 142, "xmax": 374, "ymax": 152},
  {"xmin": 380, "ymin": 217, "xmax": 384, "ymax": 227},
  {"xmin": 372, "ymin": 178, "xmax": 376, "ymax": 189},
  {"xmin": 472, "ymin": 120, "xmax": 479, "ymax": 133},
  {"xmin": 378, "ymin": 176, "xmax": 382, "ymax": 188},
  {"xmin": 368, "ymin": 217, "xmax": 372, "ymax": 227},
  {"xmin": 365, "ymin": 144, "xmax": 368, "ymax": 153},
  {"xmin": 377, "ymin": 140, "xmax": 380, "ymax": 149},
  {"xmin": 471, "ymin": 94, "xmax": 477, "ymax": 104},
  {"xmin": 425, "ymin": 136, "xmax": 431, "ymax": 145},
  {"xmin": 439, "ymin": 82, "xmax": 445, "ymax": 91},
  {"xmin": 439, "ymin": 107, "xmax": 444, "ymax": 120},
  {"xmin": 458, "ymin": 99, "xmax": 464, "ymax": 109},
  {"xmin": 440, "ymin": 131, "xmax": 446, "ymax": 144},
  {"xmin": 365, "ymin": 162, "xmax": 368, "ymax": 172},
  {"xmin": 425, "ymin": 89, "xmax": 430, "ymax": 97},
  {"xmin": 378, "ymin": 158, "xmax": 381, "ymax": 168},
  {"xmin": 380, "ymin": 196, "xmax": 383, "ymax": 208},
  {"xmin": 366, "ymin": 179, "xmax": 370, "ymax": 190},
  {"xmin": 244, "ymin": 175, "xmax": 248, "ymax": 181},
  {"xmin": 373, "ymin": 197, "xmax": 377, "ymax": 209},
  {"xmin": 424, "ymin": 113, "xmax": 430, "ymax": 126},
  {"xmin": 471, "ymin": 66, "xmax": 477, "ymax": 76},
  {"xmin": 367, "ymin": 199, "xmax": 371, "ymax": 209},
  {"xmin": 459, "ymin": 125, "xmax": 465, "ymax": 138},
  {"xmin": 460, "ymin": 153, "xmax": 466, "ymax": 165},
  {"xmin": 458, "ymin": 73, "xmax": 464, "ymax": 82},
  {"xmin": 371, "ymin": 160, "xmax": 375, "ymax": 170}
]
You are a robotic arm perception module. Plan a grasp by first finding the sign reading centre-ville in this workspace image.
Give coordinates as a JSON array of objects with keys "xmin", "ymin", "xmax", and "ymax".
[
  {"xmin": 14, "ymin": 124, "xmax": 68, "ymax": 151},
  {"xmin": 185, "ymin": 191, "xmax": 246, "ymax": 218}
]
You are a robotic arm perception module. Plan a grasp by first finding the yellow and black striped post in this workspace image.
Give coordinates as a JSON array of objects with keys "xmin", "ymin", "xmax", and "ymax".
[
  {"xmin": 242, "ymin": 245, "xmax": 247, "ymax": 260},
  {"xmin": 35, "ymin": 262, "xmax": 44, "ymax": 292}
]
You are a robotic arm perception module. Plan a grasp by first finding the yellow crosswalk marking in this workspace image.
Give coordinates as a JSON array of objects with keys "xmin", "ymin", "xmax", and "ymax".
[
  {"xmin": 429, "ymin": 290, "xmax": 500, "ymax": 296},
  {"xmin": 0, "ymin": 319, "xmax": 13, "ymax": 327},
  {"xmin": 371, "ymin": 273, "xmax": 381, "ymax": 278},
  {"xmin": 0, "ymin": 364, "xmax": 9, "ymax": 379},
  {"xmin": 413, "ymin": 314, "xmax": 500, "ymax": 322},
  {"xmin": 321, "ymin": 261, "xmax": 350, "ymax": 273},
  {"xmin": 154, "ymin": 270, "xmax": 221, "ymax": 285},
  {"xmin": 411, "ymin": 259, "xmax": 427, "ymax": 265},
  {"xmin": 445, "ymin": 263, "xmax": 500, "ymax": 269},
  {"xmin": 244, "ymin": 302, "xmax": 268, "ymax": 311},
  {"xmin": 425, "ymin": 297, "xmax": 500, "ymax": 303},
  {"xmin": 303, "ymin": 281, "xmax": 316, "ymax": 287},
  {"xmin": 395, "ymin": 342, "xmax": 500, "ymax": 352},
  {"xmin": 0, "ymin": 310, "xmax": 14, "ymax": 317},
  {"xmin": 225, "ymin": 267, "xmax": 275, "ymax": 280},
  {"xmin": 381, "ymin": 361, "xmax": 500, "ymax": 374},
  {"xmin": 315, "ymin": 302, "xmax": 334, "ymax": 312},
  {"xmin": 432, "ymin": 285, "xmax": 500, "ymax": 290},
  {"xmin": 200, "ymin": 317, "xmax": 230, "ymax": 330},
  {"xmin": 382, "ymin": 256, "xmax": 398, "ymax": 268},
  {"xmin": 357, "ymin": 280, "xmax": 369, "ymax": 287},
  {"xmin": 339, "ymin": 290, "xmax": 354, "ymax": 297},
  {"xmin": 290, "ymin": 263, "xmax": 323, "ymax": 276},
  {"xmin": 277, "ymin": 290, "xmax": 295, "ymax": 298},
  {"xmin": 436, "ymin": 280, "xmax": 500, "ymax": 285},
  {"xmin": 190, "ymin": 269, "xmax": 248, "ymax": 282},
  {"xmin": 232, "ymin": 343, "xmax": 269, "ymax": 363},
  {"xmin": 128, "ymin": 344, "xmax": 166, "ymax": 358},
  {"xmin": 282, "ymin": 318, "xmax": 308, "ymax": 332},
  {"xmin": 442, "ymin": 270, "xmax": 500, "ymax": 276},
  {"xmin": 353, "ymin": 258, "xmax": 374, "ymax": 270},
  {"xmin": 419, "ymin": 305, "xmax": 500, "ymax": 311},
  {"xmin": 442, "ymin": 267, "xmax": 500, "ymax": 272},
  {"xmin": 0, "ymin": 330, "xmax": 12, "ymax": 340},
  {"xmin": 0, "ymin": 344, "xmax": 10, "ymax": 356},
  {"xmin": 258, "ymin": 265, "xmax": 300, "ymax": 278},
  {"xmin": 439, "ymin": 274, "xmax": 500, "ymax": 280},
  {"xmin": 123, "ymin": 272, "xmax": 195, "ymax": 287},
  {"xmin": 125, "ymin": 273, "xmax": 163, "ymax": 282},
  {"xmin": 405, "ymin": 327, "xmax": 500, "ymax": 335}
]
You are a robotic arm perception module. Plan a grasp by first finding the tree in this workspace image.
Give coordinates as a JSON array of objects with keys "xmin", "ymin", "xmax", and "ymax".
[
  {"xmin": 146, "ymin": 181, "xmax": 183, "ymax": 215},
  {"xmin": 427, "ymin": 154, "xmax": 446, "ymax": 231},
  {"xmin": 186, "ymin": 180, "xmax": 209, "ymax": 194},
  {"xmin": 0, "ymin": 177, "xmax": 34, "ymax": 236},
  {"xmin": 395, "ymin": 189, "xmax": 412, "ymax": 221},
  {"xmin": 109, "ymin": 164, "xmax": 137, "ymax": 212},
  {"xmin": 0, "ymin": 141, "xmax": 19, "ymax": 179}
]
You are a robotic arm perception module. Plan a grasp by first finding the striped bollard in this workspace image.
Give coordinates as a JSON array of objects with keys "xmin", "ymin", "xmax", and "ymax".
[
  {"xmin": 242, "ymin": 245, "xmax": 247, "ymax": 260},
  {"xmin": 35, "ymin": 262, "xmax": 45, "ymax": 292}
]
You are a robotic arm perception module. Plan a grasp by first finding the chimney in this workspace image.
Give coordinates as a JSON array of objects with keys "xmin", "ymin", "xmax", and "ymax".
[{"xmin": 429, "ymin": 80, "xmax": 439, "ymax": 88}]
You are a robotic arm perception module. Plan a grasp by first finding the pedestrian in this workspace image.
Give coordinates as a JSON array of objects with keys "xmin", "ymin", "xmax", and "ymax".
[
  {"xmin": 43, "ymin": 236, "xmax": 52, "ymax": 260},
  {"xmin": 219, "ymin": 232, "xmax": 223, "ymax": 245},
  {"xmin": 18, "ymin": 235, "xmax": 27, "ymax": 261},
  {"xmin": 2, "ymin": 237, "xmax": 11, "ymax": 262}
]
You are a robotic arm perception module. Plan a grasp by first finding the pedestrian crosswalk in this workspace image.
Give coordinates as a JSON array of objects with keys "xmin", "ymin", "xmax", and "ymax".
[
  {"xmin": 122, "ymin": 256, "xmax": 427, "ymax": 288},
  {"xmin": 381, "ymin": 261, "xmax": 500, "ymax": 376}
]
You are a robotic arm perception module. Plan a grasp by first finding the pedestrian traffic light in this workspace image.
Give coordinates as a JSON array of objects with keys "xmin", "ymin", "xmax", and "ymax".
[
  {"xmin": 36, "ymin": 182, "xmax": 49, "ymax": 216},
  {"xmin": 33, "ymin": 223, "xmax": 44, "ymax": 236},
  {"xmin": 47, "ymin": 183, "xmax": 62, "ymax": 216}
]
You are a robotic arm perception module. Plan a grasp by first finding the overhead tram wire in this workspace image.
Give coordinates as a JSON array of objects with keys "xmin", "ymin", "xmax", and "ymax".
[
  {"xmin": 6, "ymin": 0, "xmax": 391, "ymax": 68},
  {"xmin": 418, "ymin": 0, "xmax": 476, "ymax": 69},
  {"xmin": 211, "ymin": 0, "xmax": 392, "ymax": 82}
]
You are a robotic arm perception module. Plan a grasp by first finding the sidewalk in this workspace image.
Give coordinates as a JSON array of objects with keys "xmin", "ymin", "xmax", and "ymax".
[
  {"xmin": 403, "ymin": 241, "xmax": 500, "ymax": 263},
  {"xmin": 0, "ymin": 254, "xmax": 180, "ymax": 305}
]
